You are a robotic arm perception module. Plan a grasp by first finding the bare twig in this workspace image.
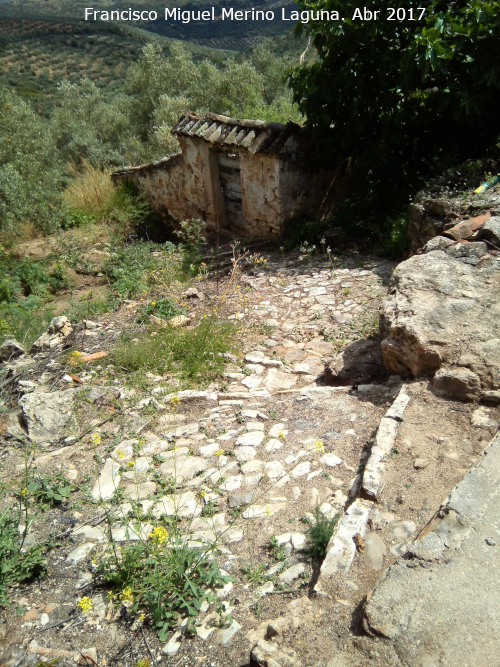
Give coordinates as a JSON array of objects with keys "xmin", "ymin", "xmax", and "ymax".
[{"xmin": 141, "ymin": 626, "xmax": 157, "ymax": 666}]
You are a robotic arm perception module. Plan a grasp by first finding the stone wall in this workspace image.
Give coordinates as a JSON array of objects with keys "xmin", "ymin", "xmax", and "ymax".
[{"xmin": 113, "ymin": 136, "xmax": 343, "ymax": 240}]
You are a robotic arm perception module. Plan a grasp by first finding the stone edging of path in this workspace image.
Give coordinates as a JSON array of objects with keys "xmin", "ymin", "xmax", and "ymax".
[{"xmin": 314, "ymin": 386, "xmax": 411, "ymax": 594}]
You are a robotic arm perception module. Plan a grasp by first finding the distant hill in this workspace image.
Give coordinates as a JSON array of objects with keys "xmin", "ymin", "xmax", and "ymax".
[
  {"xmin": 0, "ymin": 0, "xmax": 297, "ymax": 50},
  {"xmin": 0, "ymin": 15, "xmax": 236, "ymax": 115}
]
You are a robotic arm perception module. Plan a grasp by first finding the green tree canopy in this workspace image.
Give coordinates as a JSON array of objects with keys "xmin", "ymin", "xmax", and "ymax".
[
  {"xmin": 288, "ymin": 0, "xmax": 500, "ymax": 218},
  {"xmin": 0, "ymin": 87, "xmax": 63, "ymax": 231}
]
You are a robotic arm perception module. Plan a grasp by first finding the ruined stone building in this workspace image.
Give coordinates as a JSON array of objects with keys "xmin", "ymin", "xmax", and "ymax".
[{"xmin": 112, "ymin": 112, "xmax": 342, "ymax": 239}]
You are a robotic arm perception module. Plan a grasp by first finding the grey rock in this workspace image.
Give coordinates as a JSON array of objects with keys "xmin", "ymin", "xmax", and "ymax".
[
  {"xmin": 19, "ymin": 389, "xmax": 76, "ymax": 444},
  {"xmin": 481, "ymin": 389, "xmax": 500, "ymax": 405},
  {"xmin": 380, "ymin": 251, "xmax": 500, "ymax": 390},
  {"xmin": 407, "ymin": 197, "xmax": 456, "ymax": 254},
  {"xmin": 87, "ymin": 386, "xmax": 121, "ymax": 406},
  {"xmin": 421, "ymin": 236, "xmax": 455, "ymax": 253},
  {"xmin": 92, "ymin": 458, "xmax": 121, "ymax": 500},
  {"xmin": 324, "ymin": 340, "xmax": 385, "ymax": 386},
  {"xmin": 250, "ymin": 639, "xmax": 299, "ymax": 667},
  {"xmin": 478, "ymin": 216, "xmax": 500, "ymax": 246},
  {"xmin": 364, "ymin": 432, "xmax": 500, "ymax": 665},
  {"xmin": 433, "ymin": 367, "xmax": 481, "ymax": 401},
  {"xmin": 445, "ymin": 241, "xmax": 489, "ymax": 264},
  {"xmin": 278, "ymin": 563, "xmax": 305, "ymax": 583},
  {"xmin": 215, "ymin": 619, "xmax": 241, "ymax": 646},
  {"xmin": 48, "ymin": 315, "xmax": 72, "ymax": 334},
  {"xmin": 391, "ymin": 520, "xmax": 416, "ymax": 540},
  {"xmin": 406, "ymin": 532, "xmax": 447, "ymax": 562},
  {"xmin": 31, "ymin": 316, "xmax": 73, "ymax": 352},
  {"xmin": 183, "ymin": 287, "xmax": 203, "ymax": 299},
  {"xmin": 236, "ymin": 431, "xmax": 265, "ymax": 447},
  {"xmin": 471, "ymin": 406, "xmax": 499, "ymax": 429},
  {"xmin": 228, "ymin": 490, "xmax": 257, "ymax": 508},
  {"xmin": 0, "ymin": 339, "xmax": 26, "ymax": 362},
  {"xmin": 66, "ymin": 542, "xmax": 95, "ymax": 565}
]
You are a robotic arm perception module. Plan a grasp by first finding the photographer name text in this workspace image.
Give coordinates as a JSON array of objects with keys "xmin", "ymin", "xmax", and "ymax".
[{"xmin": 84, "ymin": 6, "xmax": 428, "ymax": 24}]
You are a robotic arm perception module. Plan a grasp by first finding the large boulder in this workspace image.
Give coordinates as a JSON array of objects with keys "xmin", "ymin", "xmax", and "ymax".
[
  {"xmin": 380, "ymin": 251, "xmax": 500, "ymax": 397},
  {"xmin": 18, "ymin": 389, "xmax": 76, "ymax": 445}
]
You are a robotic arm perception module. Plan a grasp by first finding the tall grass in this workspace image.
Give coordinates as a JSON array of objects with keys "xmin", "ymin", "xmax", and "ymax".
[
  {"xmin": 63, "ymin": 161, "xmax": 149, "ymax": 225},
  {"xmin": 112, "ymin": 317, "xmax": 237, "ymax": 386}
]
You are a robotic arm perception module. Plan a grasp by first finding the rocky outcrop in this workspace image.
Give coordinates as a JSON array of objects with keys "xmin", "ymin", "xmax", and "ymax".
[
  {"xmin": 407, "ymin": 197, "xmax": 460, "ymax": 254},
  {"xmin": 30, "ymin": 316, "xmax": 73, "ymax": 352},
  {"xmin": 408, "ymin": 177, "xmax": 500, "ymax": 255},
  {"xmin": 0, "ymin": 339, "xmax": 26, "ymax": 362},
  {"xmin": 380, "ymin": 248, "xmax": 500, "ymax": 399}
]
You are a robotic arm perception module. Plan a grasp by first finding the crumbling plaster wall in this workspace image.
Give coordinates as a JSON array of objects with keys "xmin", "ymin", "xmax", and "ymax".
[
  {"xmin": 115, "ymin": 136, "xmax": 341, "ymax": 239},
  {"xmin": 119, "ymin": 154, "xmax": 191, "ymax": 222}
]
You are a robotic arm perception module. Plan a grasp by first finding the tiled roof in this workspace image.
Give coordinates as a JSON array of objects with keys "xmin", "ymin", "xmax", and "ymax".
[
  {"xmin": 111, "ymin": 112, "xmax": 301, "ymax": 177},
  {"xmin": 172, "ymin": 112, "xmax": 300, "ymax": 155}
]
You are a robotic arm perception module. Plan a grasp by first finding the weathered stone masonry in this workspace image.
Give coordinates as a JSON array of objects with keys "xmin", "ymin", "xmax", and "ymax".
[{"xmin": 112, "ymin": 112, "xmax": 342, "ymax": 239}]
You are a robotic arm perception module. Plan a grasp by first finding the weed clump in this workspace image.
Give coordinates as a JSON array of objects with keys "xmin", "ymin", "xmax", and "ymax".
[
  {"xmin": 0, "ymin": 509, "xmax": 47, "ymax": 607},
  {"xmin": 112, "ymin": 316, "xmax": 237, "ymax": 385},
  {"xmin": 95, "ymin": 534, "xmax": 230, "ymax": 640},
  {"xmin": 305, "ymin": 506, "xmax": 339, "ymax": 561}
]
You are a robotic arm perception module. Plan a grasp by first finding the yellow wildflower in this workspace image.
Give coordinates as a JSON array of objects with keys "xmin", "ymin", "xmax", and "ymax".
[
  {"xmin": 214, "ymin": 449, "xmax": 224, "ymax": 457},
  {"xmin": 91, "ymin": 432, "xmax": 101, "ymax": 446},
  {"xmin": 198, "ymin": 489, "xmax": 206, "ymax": 498},
  {"xmin": 77, "ymin": 596, "xmax": 93, "ymax": 614},
  {"xmin": 127, "ymin": 460, "xmax": 135, "ymax": 468},
  {"xmin": 115, "ymin": 450, "xmax": 124, "ymax": 460},
  {"xmin": 120, "ymin": 587, "xmax": 134, "ymax": 604},
  {"xmin": 148, "ymin": 526, "xmax": 169, "ymax": 545},
  {"xmin": 313, "ymin": 440, "xmax": 325, "ymax": 454},
  {"xmin": 151, "ymin": 301, "xmax": 156, "ymax": 306},
  {"xmin": 265, "ymin": 507, "xmax": 271, "ymax": 516},
  {"xmin": 20, "ymin": 487, "xmax": 28, "ymax": 498},
  {"xmin": 169, "ymin": 395, "xmax": 180, "ymax": 407}
]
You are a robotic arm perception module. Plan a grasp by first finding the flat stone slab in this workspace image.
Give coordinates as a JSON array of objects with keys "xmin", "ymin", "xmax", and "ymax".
[
  {"xmin": 364, "ymin": 432, "xmax": 500, "ymax": 665},
  {"xmin": 315, "ymin": 498, "xmax": 374, "ymax": 594}
]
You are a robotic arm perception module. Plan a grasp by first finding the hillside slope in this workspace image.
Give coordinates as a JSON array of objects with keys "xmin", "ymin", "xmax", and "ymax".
[{"xmin": 0, "ymin": 0, "xmax": 297, "ymax": 50}]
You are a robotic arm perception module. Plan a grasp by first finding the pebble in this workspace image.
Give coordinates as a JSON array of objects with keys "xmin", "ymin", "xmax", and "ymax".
[
  {"xmin": 235, "ymin": 431, "xmax": 265, "ymax": 447},
  {"xmin": 279, "ymin": 563, "xmax": 305, "ymax": 584},
  {"xmin": 66, "ymin": 542, "xmax": 95, "ymax": 565},
  {"xmin": 322, "ymin": 453, "xmax": 342, "ymax": 467}
]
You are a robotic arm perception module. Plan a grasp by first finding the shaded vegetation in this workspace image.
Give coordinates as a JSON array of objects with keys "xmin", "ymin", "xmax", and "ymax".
[{"xmin": 288, "ymin": 0, "xmax": 500, "ymax": 246}]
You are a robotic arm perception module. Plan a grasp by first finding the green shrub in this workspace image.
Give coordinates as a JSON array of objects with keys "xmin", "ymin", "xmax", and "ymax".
[
  {"xmin": 0, "ymin": 296, "xmax": 54, "ymax": 347},
  {"xmin": 63, "ymin": 162, "xmax": 149, "ymax": 226},
  {"xmin": 136, "ymin": 297, "xmax": 185, "ymax": 324},
  {"xmin": 0, "ymin": 508, "xmax": 47, "ymax": 607},
  {"xmin": 305, "ymin": 506, "xmax": 339, "ymax": 561},
  {"xmin": 104, "ymin": 240, "xmax": 182, "ymax": 300}
]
